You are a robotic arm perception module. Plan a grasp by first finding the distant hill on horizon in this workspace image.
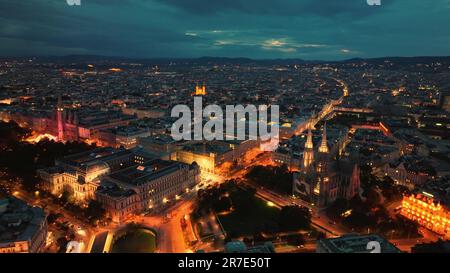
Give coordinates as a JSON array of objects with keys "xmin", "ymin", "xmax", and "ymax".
[{"xmin": 2, "ymin": 55, "xmax": 450, "ymax": 66}]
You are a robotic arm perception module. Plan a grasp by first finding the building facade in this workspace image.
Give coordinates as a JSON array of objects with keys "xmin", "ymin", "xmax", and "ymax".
[
  {"xmin": 293, "ymin": 124, "xmax": 360, "ymax": 211},
  {"xmin": 401, "ymin": 192, "xmax": 450, "ymax": 239},
  {"xmin": 0, "ymin": 197, "xmax": 48, "ymax": 253},
  {"xmin": 317, "ymin": 234, "xmax": 401, "ymax": 253},
  {"xmin": 38, "ymin": 148, "xmax": 140, "ymax": 204},
  {"xmin": 96, "ymin": 160, "xmax": 200, "ymax": 223}
]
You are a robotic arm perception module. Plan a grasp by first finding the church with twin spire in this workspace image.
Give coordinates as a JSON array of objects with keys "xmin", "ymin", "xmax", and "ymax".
[{"xmin": 293, "ymin": 123, "xmax": 361, "ymax": 211}]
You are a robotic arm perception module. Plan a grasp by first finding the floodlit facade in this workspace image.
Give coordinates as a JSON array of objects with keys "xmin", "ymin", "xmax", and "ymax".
[
  {"xmin": 293, "ymin": 124, "xmax": 361, "ymax": 211},
  {"xmin": 401, "ymin": 192, "xmax": 450, "ymax": 238},
  {"xmin": 38, "ymin": 148, "xmax": 141, "ymax": 204},
  {"xmin": 96, "ymin": 160, "xmax": 200, "ymax": 223}
]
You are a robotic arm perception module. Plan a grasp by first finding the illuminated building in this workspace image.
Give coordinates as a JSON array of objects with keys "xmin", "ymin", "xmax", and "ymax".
[
  {"xmin": 121, "ymin": 106, "xmax": 165, "ymax": 119},
  {"xmin": 138, "ymin": 134, "xmax": 180, "ymax": 160},
  {"xmin": 293, "ymin": 124, "xmax": 360, "ymax": 211},
  {"xmin": 70, "ymin": 109, "xmax": 137, "ymax": 143},
  {"xmin": 303, "ymin": 128, "xmax": 314, "ymax": 169},
  {"xmin": 56, "ymin": 95, "xmax": 64, "ymax": 141},
  {"xmin": 1, "ymin": 97, "xmax": 137, "ymax": 144},
  {"xmin": 174, "ymin": 140, "xmax": 258, "ymax": 174},
  {"xmin": 318, "ymin": 123, "xmax": 329, "ymax": 154},
  {"xmin": 96, "ymin": 159, "xmax": 200, "ymax": 223},
  {"xmin": 439, "ymin": 91, "xmax": 450, "ymax": 112},
  {"xmin": 38, "ymin": 146, "xmax": 199, "ymax": 222},
  {"xmin": 193, "ymin": 83, "xmax": 206, "ymax": 96},
  {"xmin": 401, "ymin": 192, "xmax": 450, "ymax": 238},
  {"xmin": 382, "ymin": 158, "xmax": 432, "ymax": 189},
  {"xmin": 317, "ymin": 234, "xmax": 401, "ymax": 253},
  {"xmin": 0, "ymin": 196, "xmax": 48, "ymax": 253},
  {"xmin": 38, "ymin": 147, "xmax": 143, "ymax": 204},
  {"xmin": 343, "ymin": 86, "xmax": 349, "ymax": 97},
  {"xmin": 98, "ymin": 126, "xmax": 151, "ymax": 149},
  {"xmin": 272, "ymin": 125, "xmax": 348, "ymax": 170}
]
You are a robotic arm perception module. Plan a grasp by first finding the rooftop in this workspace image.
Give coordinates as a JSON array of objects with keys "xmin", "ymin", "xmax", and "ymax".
[
  {"xmin": 318, "ymin": 234, "xmax": 401, "ymax": 253},
  {"xmin": 0, "ymin": 197, "xmax": 47, "ymax": 244},
  {"xmin": 109, "ymin": 159, "xmax": 191, "ymax": 186}
]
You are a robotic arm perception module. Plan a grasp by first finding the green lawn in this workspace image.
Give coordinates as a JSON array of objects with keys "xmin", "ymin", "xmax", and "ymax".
[
  {"xmin": 111, "ymin": 228, "xmax": 156, "ymax": 253},
  {"xmin": 217, "ymin": 187, "xmax": 280, "ymax": 237}
]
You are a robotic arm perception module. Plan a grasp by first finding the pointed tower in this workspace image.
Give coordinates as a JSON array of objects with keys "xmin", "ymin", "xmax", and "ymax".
[
  {"xmin": 318, "ymin": 123, "xmax": 329, "ymax": 154},
  {"xmin": 316, "ymin": 123, "xmax": 329, "ymax": 174},
  {"xmin": 56, "ymin": 95, "xmax": 64, "ymax": 141},
  {"xmin": 346, "ymin": 164, "xmax": 361, "ymax": 199},
  {"xmin": 303, "ymin": 129, "xmax": 314, "ymax": 169}
]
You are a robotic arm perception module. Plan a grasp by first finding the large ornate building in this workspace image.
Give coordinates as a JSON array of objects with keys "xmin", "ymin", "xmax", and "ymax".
[
  {"xmin": 96, "ymin": 159, "xmax": 200, "ymax": 223},
  {"xmin": 0, "ymin": 196, "xmax": 48, "ymax": 253},
  {"xmin": 0, "ymin": 95, "xmax": 137, "ymax": 143},
  {"xmin": 401, "ymin": 192, "xmax": 450, "ymax": 239},
  {"xmin": 38, "ymin": 148, "xmax": 144, "ymax": 204},
  {"xmin": 38, "ymin": 147, "xmax": 200, "ymax": 222},
  {"xmin": 174, "ymin": 140, "xmax": 259, "ymax": 175},
  {"xmin": 293, "ymin": 124, "xmax": 361, "ymax": 211}
]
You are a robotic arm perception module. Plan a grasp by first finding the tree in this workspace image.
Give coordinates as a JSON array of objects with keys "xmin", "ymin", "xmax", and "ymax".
[
  {"xmin": 278, "ymin": 206, "xmax": 311, "ymax": 232},
  {"xmin": 326, "ymin": 198, "xmax": 348, "ymax": 221},
  {"xmin": 85, "ymin": 200, "xmax": 106, "ymax": 223},
  {"xmin": 60, "ymin": 190, "xmax": 72, "ymax": 204},
  {"xmin": 56, "ymin": 237, "xmax": 69, "ymax": 253},
  {"xmin": 245, "ymin": 165, "xmax": 293, "ymax": 195},
  {"xmin": 0, "ymin": 129, "xmax": 96, "ymax": 193},
  {"xmin": 365, "ymin": 187, "xmax": 382, "ymax": 207},
  {"xmin": 47, "ymin": 212, "xmax": 62, "ymax": 225},
  {"xmin": 286, "ymin": 233, "xmax": 306, "ymax": 247},
  {"xmin": 0, "ymin": 121, "xmax": 30, "ymax": 148}
]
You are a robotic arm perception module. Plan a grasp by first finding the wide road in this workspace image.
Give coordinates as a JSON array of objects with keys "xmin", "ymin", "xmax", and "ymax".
[
  {"xmin": 135, "ymin": 199, "xmax": 195, "ymax": 253},
  {"xmin": 7, "ymin": 186, "xmax": 96, "ymax": 252}
]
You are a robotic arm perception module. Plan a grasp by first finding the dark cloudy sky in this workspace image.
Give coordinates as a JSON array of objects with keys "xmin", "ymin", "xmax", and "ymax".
[{"xmin": 0, "ymin": 0, "xmax": 449, "ymax": 60}]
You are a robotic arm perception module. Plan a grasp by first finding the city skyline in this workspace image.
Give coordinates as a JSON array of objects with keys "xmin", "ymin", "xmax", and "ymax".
[
  {"xmin": 0, "ymin": 0, "xmax": 450, "ymax": 60},
  {"xmin": 1, "ymin": 0, "xmax": 450, "ymax": 257}
]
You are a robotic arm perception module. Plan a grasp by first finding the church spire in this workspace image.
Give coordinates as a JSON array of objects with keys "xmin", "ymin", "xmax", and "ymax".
[
  {"xmin": 56, "ymin": 94, "xmax": 64, "ymax": 141},
  {"xmin": 318, "ymin": 123, "xmax": 329, "ymax": 154},
  {"xmin": 305, "ymin": 128, "xmax": 313, "ymax": 149},
  {"xmin": 303, "ymin": 128, "xmax": 314, "ymax": 169}
]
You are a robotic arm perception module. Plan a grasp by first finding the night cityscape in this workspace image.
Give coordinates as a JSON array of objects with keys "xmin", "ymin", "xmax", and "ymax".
[{"xmin": 0, "ymin": 0, "xmax": 450, "ymax": 262}]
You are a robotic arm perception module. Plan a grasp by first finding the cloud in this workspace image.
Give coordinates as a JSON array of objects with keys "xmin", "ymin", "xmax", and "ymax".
[
  {"xmin": 154, "ymin": 0, "xmax": 393, "ymax": 18},
  {"xmin": 0, "ymin": 0, "xmax": 449, "ymax": 59}
]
